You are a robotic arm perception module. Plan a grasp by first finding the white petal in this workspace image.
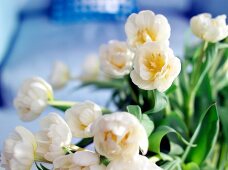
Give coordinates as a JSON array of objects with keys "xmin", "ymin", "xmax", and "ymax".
[{"xmin": 73, "ymin": 151, "xmax": 99, "ymax": 166}]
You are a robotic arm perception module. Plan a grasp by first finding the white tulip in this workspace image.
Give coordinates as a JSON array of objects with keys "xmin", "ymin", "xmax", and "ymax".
[
  {"xmin": 100, "ymin": 40, "xmax": 134, "ymax": 78},
  {"xmin": 35, "ymin": 113, "xmax": 72, "ymax": 162},
  {"xmin": 80, "ymin": 54, "xmax": 100, "ymax": 81},
  {"xmin": 50, "ymin": 60, "xmax": 70, "ymax": 89},
  {"xmin": 190, "ymin": 13, "xmax": 228, "ymax": 43},
  {"xmin": 73, "ymin": 151, "xmax": 106, "ymax": 170},
  {"xmin": 130, "ymin": 42, "xmax": 181, "ymax": 92},
  {"xmin": 14, "ymin": 77, "xmax": 53, "ymax": 121},
  {"xmin": 53, "ymin": 151, "xmax": 106, "ymax": 170},
  {"xmin": 1, "ymin": 126, "xmax": 37, "ymax": 170},
  {"xmin": 53, "ymin": 154, "xmax": 76, "ymax": 170},
  {"xmin": 107, "ymin": 155, "xmax": 162, "ymax": 170},
  {"xmin": 125, "ymin": 10, "xmax": 170, "ymax": 49},
  {"xmin": 92, "ymin": 112, "xmax": 148, "ymax": 160},
  {"xmin": 65, "ymin": 101, "xmax": 102, "ymax": 138}
]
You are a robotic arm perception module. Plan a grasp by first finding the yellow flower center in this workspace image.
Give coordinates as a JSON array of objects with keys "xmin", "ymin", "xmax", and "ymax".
[
  {"xmin": 109, "ymin": 58, "xmax": 125, "ymax": 69},
  {"xmin": 108, "ymin": 53, "xmax": 126, "ymax": 70},
  {"xmin": 104, "ymin": 131, "xmax": 130, "ymax": 145},
  {"xmin": 144, "ymin": 53, "xmax": 165, "ymax": 80},
  {"xmin": 104, "ymin": 131, "xmax": 117, "ymax": 142},
  {"xmin": 137, "ymin": 28, "xmax": 156, "ymax": 44}
]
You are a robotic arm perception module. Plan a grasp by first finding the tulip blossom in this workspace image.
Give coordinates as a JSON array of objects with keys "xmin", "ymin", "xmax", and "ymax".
[
  {"xmin": 190, "ymin": 13, "xmax": 228, "ymax": 42},
  {"xmin": 80, "ymin": 54, "xmax": 100, "ymax": 81},
  {"xmin": 53, "ymin": 151, "xmax": 106, "ymax": 170},
  {"xmin": 130, "ymin": 42, "xmax": 181, "ymax": 92},
  {"xmin": 107, "ymin": 155, "xmax": 162, "ymax": 170},
  {"xmin": 93, "ymin": 112, "xmax": 148, "ymax": 160},
  {"xmin": 100, "ymin": 40, "xmax": 134, "ymax": 78},
  {"xmin": 65, "ymin": 101, "xmax": 102, "ymax": 138},
  {"xmin": 14, "ymin": 77, "xmax": 53, "ymax": 121},
  {"xmin": 125, "ymin": 10, "xmax": 170, "ymax": 49},
  {"xmin": 50, "ymin": 60, "xmax": 71, "ymax": 89},
  {"xmin": 1, "ymin": 126, "xmax": 37, "ymax": 170},
  {"xmin": 53, "ymin": 154, "xmax": 76, "ymax": 170},
  {"xmin": 35, "ymin": 113, "xmax": 72, "ymax": 162}
]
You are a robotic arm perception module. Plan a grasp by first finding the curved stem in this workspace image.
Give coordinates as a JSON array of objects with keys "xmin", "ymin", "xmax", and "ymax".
[
  {"xmin": 48, "ymin": 100, "xmax": 111, "ymax": 113},
  {"xmin": 48, "ymin": 100, "xmax": 76, "ymax": 107}
]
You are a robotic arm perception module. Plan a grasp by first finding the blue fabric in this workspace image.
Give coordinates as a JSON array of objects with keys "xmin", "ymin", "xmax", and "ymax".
[{"xmin": 50, "ymin": 0, "xmax": 137, "ymax": 22}]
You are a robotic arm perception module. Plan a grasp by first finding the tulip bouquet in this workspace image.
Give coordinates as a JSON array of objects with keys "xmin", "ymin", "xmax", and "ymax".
[{"xmin": 1, "ymin": 10, "xmax": 228, "ymax": 170}]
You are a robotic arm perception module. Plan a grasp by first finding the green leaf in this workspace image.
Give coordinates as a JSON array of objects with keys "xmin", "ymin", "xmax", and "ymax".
[
  {"xmin": 144, "ymin": 90, "xmax": 167, "ymax": 114},
  {"xmin": 127, "ymin": 105, "xmax": 154, "ymax": 136},
  {"xmin": 219, "ymin": 107, "xmax": 228, "ymax": 142},
  {"xmin": 161, "ymin": 160, "xmax": 181, "ymax": 170},
  {"xmin": 141, "ymin": 114, "xmax": 154, "ymax": 136},
  {"xmin": 127, "ymin": 105, "xmax": 142, "ymax": 120},
  {"xmin": 169, "ymin": 142, "xmax": 184, "ymax": 155},
  {"xmin": 52, "ymin": 105, "xmax": 71, "ymax": 112},
  {"xmin": 100, "ymin": 156, "xmax": 110, "ymax": 166},
  {"xmin": 76, "ymin": 79, "xmax": 123, "ymax": 90},
  {"xmin": 48, "ymin": 100, "xmax": 75, "ymax": 112},
  {"xmin": 183, "ymin": 162, "xmax": 200, "ymax": 170},
  {"xmin": 217, "ymin": 42, "xmax": 228, "ymax": 49},
  {"xmin": 76, "ymin": 138, "xmax": 93, "ymax": 148},
  {"xmin": 148, "ymin": 126, "xmax": 193, "ymax": 154},
  {"xmin": 35, "ymin": 163, "xmax": 42, "ymax": 170},
  {"xmin": 183, "ymin": 104, "xmax": 219, "ymax": 165},
  {"xmin": 165, "ymin": 84, "xmax": 177, "ymax": 95},
  {"xmin": 40, "ymin": 164, "xmax": 50, "ymax": 170},
  {"xmin": 161, "ymin": 112, "xmax": 188, "ymax": 138},
  {"xmin": 35, "ymin": 162, "xmax": 50, "ymax": 170}
]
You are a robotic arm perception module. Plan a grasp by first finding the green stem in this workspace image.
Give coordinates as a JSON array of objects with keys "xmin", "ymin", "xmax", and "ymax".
[
  {"xmin": 185, "ymin": 91, "xmax": 195, "ymax": 128},
  {"xmin": 48, "ymin": 100, "xmax": 76, "ymax": 111},
  {"xmin": 209, "ymin": 50, "xmax": 224, "ymax": 77},
  {"xmin": 181, "ymin": 118, "xmax": 201, "ymax": 162},
  {"xmin": 48, "ymin": 100, "xmax": 111, "ymax": 113},
  {"xmin": 185, "ymin": 41, "xmax": 211, "ymax": 128},
  {"xmin": 48, "ymin": 100, "xmax": 76, "ymax": 107},
  {"xmin": 175, "ymin": 78, "xmax": 183, "ymax": 107},
  {"xmin": 165, "ymin": 98, "xmax": 171, "ymax": 115},
  {"xmin": 191, "ymin": 41, "xmax": 208, "ymax": 86},
  {"xmin": 217, "ymin": 142, "xmax": 228, "ymax": 170}
]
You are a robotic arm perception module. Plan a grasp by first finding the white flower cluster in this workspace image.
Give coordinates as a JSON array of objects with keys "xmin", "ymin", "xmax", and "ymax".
[
  {"xmin": 99, "ymin": 10, "xmax": 181, "ymax": 92},
  {"xmin": 1, "ymin": 101, "xmax": 161, "ymax": 170},
  {"xmin": 2, "ymin": 10, "xmax": 227, "ymax": 170}
]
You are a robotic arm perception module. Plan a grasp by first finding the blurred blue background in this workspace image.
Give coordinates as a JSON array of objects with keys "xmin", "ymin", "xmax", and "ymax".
[{"xmin": 0, "ymin": 0, "xmax": 227, "ymax": 153}]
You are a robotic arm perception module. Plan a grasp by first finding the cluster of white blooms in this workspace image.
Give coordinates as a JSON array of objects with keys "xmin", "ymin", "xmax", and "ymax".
[
  {"xmin": 100, "ymin": 10, "xmax": 181, "ymax": 92},
  {"xmin": 2, "ymin": 10, "xmax": 227, "ymax": 170},
  {"xmin": 0, "ymin": 101, "xmax": 104, "ymax": 170},
  {"xmin": 99, "ymin": 11, "xmax": 228, "ymax": 92},
  {"xmin": 1, "ymin": 101, "xmax": 161, "ymax": 170}
]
